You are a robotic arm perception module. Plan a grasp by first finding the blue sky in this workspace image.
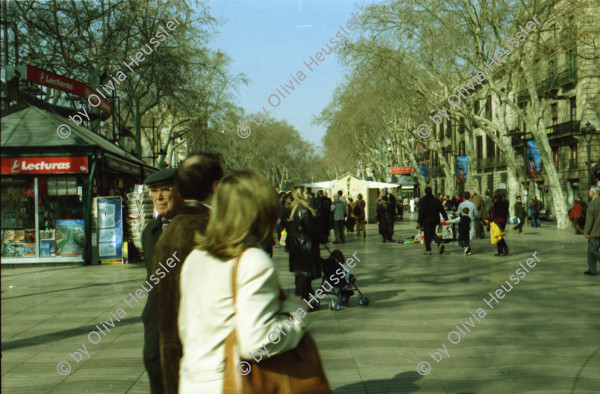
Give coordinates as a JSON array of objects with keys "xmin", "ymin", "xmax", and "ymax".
[{"xmin": 205, "ymin": 0, "xmax": 372, "ymax": 148}]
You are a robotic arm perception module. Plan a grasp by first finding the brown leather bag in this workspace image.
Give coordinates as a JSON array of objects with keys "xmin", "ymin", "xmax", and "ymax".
[{"xmin": 222, "ymin": 250, "xmax": 331, "ymax": 394}]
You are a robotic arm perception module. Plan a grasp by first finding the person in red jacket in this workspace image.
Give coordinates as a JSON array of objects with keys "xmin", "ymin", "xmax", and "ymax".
[{"xmin": 569, "ymin": 200, "xmax": 584, "ymax": 234}]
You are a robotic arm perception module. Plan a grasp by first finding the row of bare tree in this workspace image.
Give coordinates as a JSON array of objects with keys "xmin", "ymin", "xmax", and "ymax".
[
  {"xmin": 5, "ymin": 0, "xmax": 330, "ymax": 189},
  {"xmin": 315, "ymin": 0, "xmax": 599, "ymax": 229}
]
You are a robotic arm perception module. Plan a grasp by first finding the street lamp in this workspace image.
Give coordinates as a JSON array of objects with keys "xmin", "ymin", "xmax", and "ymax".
[{"xmin": 581, "ymin": 121, "xmax": 596, "ymax": 191}]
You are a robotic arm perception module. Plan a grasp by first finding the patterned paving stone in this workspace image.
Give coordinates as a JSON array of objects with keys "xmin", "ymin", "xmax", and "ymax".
[{"xmin": 2, "ymin": 215, "xmax": 599, "ymax": 393}]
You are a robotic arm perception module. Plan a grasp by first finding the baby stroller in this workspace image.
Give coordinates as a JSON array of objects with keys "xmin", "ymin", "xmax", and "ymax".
[{"xmin": 319, "ymin": 246, "xmax": 369, "ymax": 311}]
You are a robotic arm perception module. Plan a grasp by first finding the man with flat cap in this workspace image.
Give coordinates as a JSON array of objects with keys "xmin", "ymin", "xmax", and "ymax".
[
  {"xmin": 141, "ymin": 167, "xmax": 182, "ymax": 394},
  {"xmin": 152, "ymin": 153, "xmax": 223, "ymax": 393}
]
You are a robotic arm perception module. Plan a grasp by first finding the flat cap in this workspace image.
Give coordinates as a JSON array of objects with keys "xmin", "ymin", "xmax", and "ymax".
[{"xmin": 144, "ymin": 168, "xmax": 176, "ymax": 186}]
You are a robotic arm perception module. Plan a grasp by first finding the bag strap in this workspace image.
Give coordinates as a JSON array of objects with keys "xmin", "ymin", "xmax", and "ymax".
[{"xmin": 231, "ymin": 246, "xmax": 252, "ymax": 305}]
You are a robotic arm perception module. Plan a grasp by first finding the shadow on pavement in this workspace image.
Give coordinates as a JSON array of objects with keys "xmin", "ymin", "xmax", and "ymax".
[
  {"xmin": 332, "ymin": 371, "xmax": 423, "ymax": 393},
  {"xmin": 1, "ymin": 317, "xmax": 141, "ymax": 351}
]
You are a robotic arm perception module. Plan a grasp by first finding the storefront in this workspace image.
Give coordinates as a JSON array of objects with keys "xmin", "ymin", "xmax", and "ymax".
[{"xmin": 1, "ymin": 105, "xmax": 155, "ymax": 264}]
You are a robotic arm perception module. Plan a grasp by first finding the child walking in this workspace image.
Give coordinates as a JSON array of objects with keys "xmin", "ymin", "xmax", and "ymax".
[{"xmin": 450, "ymin": 207, "xmax": 473, "ymax": 255}]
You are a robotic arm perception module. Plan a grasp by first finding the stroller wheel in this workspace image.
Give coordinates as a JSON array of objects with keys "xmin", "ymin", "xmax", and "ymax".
[
  {"xmin": 329, "ymin": 300, "xmax": 335, "ymax": 310},
  {"xmin": 340, "ymin": 295, "xmax": 349, "ymax": 303},
  {"xmin": 335, "ymin": 302, "xmax": 340, "ymax": 311},
  {"xmin": 359, "ymin": 297, "xmax": 370, "ymax": 306}
]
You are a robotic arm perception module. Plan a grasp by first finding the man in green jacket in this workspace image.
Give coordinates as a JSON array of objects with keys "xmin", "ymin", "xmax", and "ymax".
[
  {"xmin": 583, "ymin": 186, "xmax": 600, "ymax": 276},
  {"xmin": 513, "ymin": 196, "xmax": 526, "ymax": 234}
]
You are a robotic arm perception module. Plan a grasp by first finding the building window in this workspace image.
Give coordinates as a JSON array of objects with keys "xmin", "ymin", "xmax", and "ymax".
[
  {"xmin": 476, "ymin": 136, "xmax": 483, "ymax": 159},
  {"xmin": 570, "ymin": 97, "xmax": 577, "ymax": 121},
  {"xmin": 459, "ymin": 141, "xmax": 465, "ymax": 156},
  {"xmin": 551, "ymin": 103, "xmax": 558, "ymax": 126},
  {"xmin": 486, "ymin": 135, "xmax": 495, "ymax": 158},
  {"xmin": 570, "ymin": 144, "xmax": 577, "ymax": 160},
  {"xmin": 486, "ymin": 96, "xmax": 492, "ymax": 120},
  {"xmin": 474, "ymin": 100, "xmax": 480, "ymax": 116},
  {"xmin": 553, "ymin": 146, "xmax": 560, "ymax": 171}
]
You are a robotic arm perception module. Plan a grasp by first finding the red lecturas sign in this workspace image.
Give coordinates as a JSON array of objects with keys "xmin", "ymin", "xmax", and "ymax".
[
  {"xmin": 1, "ymin": 157, "xmax": 89, "ymax": 174},
  {"xmin": 389, "ymin": 167, "xmax": 413, "ymax": 175},
  {"xmin": 26, "ymin": 65, "xmax": 113, "ymax": 117}
]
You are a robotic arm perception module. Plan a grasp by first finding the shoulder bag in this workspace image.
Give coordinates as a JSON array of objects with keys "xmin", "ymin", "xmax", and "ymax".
[{"xmin": 222, "ymin": 249, "xmax": 331, "ymax": 394}]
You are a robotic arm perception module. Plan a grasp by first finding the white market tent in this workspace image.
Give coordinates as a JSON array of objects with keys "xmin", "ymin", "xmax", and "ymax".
[{"xmin": 303, "ymin": 174, "xmax": 400, "ymax": 223}]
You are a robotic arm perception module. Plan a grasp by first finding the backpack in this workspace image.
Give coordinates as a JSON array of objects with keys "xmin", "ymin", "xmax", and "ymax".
[{"xmin": 353, "ymin": 205, "xmax": 361, "ymax": 217}]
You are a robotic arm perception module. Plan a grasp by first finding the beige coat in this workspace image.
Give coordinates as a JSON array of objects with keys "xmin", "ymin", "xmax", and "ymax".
[
  {"xmin": 471, "ymin": 193, "xmax": 487, "ymax": 219},
  {"xmin": 178, "ymin": 247, "xmax": 307, "ymax": 393}
]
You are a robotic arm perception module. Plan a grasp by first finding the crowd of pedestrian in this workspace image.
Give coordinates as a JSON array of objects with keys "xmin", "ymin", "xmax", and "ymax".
[{"xmin": 138, "ymin": 157, "xmax": 598, "ymax": 393}]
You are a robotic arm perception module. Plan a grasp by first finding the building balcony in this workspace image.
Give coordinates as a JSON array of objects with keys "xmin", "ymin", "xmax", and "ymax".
[
  {"xmin": 511, "ymin": 120, "xmax": 581, "ymax": 142},
  {"xmin": 517, "ymin": 67, "xmax": 577, "ymax": 101},
  {"xmin": 539, "ymin": 67, "xmax": 578, "ymax": 93}
]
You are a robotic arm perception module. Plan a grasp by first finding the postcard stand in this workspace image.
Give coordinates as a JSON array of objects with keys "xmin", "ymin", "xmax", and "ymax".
[{"xmin": 91, "ymin": 196, "xmax": 123, "ymax": 264}]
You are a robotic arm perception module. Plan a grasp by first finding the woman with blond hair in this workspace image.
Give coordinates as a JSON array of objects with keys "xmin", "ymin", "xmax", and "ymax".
[
  {"xmin": 178, "ymin": 170, "xmax": 308, "ymax": 393},
  {"xmin": 286, "ymin": 185, "xmax": 322, "ymax": 306}
]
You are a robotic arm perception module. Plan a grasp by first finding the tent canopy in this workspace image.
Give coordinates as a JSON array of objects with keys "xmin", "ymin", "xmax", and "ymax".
[{"xmin": 303, "ymin": 175, "xmax": 399, "ymax": 190}]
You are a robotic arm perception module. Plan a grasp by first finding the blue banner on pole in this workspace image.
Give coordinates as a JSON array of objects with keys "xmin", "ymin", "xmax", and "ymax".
[
  {"xmin": 457, "ymin": 156, "xmax": 468, "ymax": 183},
  {"xmin": 419, "ymin": 164, "xmax": 428, "ymax": 182},
  {"xmin": 526, "ymin": 141, "xmax": 541, "ymax": 178}
]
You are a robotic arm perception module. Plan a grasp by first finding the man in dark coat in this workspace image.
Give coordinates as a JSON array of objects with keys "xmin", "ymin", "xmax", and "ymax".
[
  {"xmin": 141, "ymin": 168, "xmax": 182, "ymax": 394},
  {"xmin": 417, "ymin": 187, "xmax": 448, "ymax": 255},
  {"xmin": 377, "ymin": 196, "xmax": 396, "ymax": 242},
  {"xmin": 287, "ymin": 199, "xmax": 322, "ymax": 306},
  {"xmin": 152, "ymin": 153, "xmax": 223, "ymax": 394}
]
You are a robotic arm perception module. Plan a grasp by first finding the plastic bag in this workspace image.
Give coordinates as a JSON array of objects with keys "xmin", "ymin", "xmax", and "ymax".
[{"xmin": 279, "ymin": 229, "xmax": 287, "ymax": 245}]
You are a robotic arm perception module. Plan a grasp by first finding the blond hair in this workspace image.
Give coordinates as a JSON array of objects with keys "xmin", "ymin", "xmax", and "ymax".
[
  {"xmin": 196, "ymin": 169, "xmax": 279, "ymax": 261},
  {"xmin": 287, "ymin": 186, "xmax": 315, "ymax": 221}
]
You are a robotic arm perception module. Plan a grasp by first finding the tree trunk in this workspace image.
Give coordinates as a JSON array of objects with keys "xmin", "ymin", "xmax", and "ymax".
[{"xmin": 134, "ymin": 99, "xmax": 142, "ymax": 158}]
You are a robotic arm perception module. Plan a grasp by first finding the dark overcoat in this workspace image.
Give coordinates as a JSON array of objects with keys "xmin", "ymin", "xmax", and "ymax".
[
  {"xmin": 286, "ymin": 205, "xmax": 322, "ymax": 278},
  {"xmin": 417, "ymin": 194, "xmax": 448, "ymax": 226},
  {"xmin": 141, "ymin": 217, "xmax": 165, "ymax": 393},
  {"xmin": 152, "ymin": 202, "xmax": 210, "ymax": 394}
]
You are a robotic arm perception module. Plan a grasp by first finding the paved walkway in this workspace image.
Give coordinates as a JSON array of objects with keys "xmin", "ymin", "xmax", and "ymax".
[{"xmin": 2, "ymin": 214, "xmax": 599, "ymax": 393}]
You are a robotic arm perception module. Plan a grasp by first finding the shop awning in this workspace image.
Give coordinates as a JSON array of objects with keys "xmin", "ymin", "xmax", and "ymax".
[{"xmin": 1, "ymin": 106, "xmax": 149, "ymax": 169}]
